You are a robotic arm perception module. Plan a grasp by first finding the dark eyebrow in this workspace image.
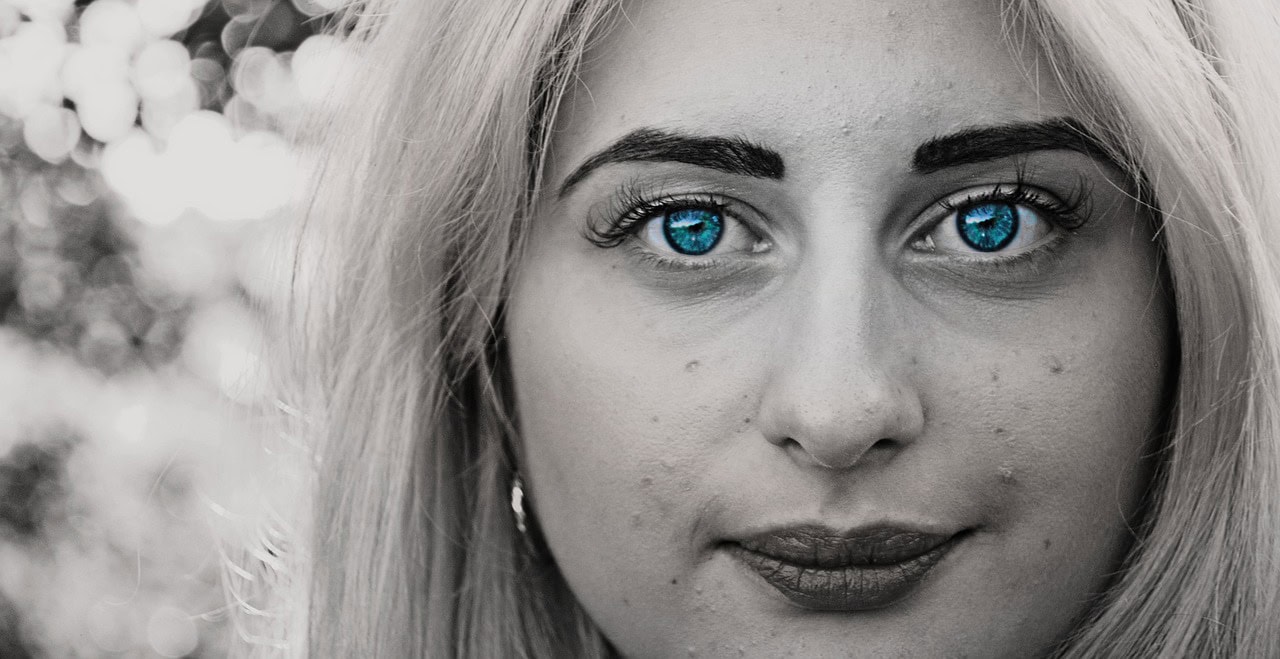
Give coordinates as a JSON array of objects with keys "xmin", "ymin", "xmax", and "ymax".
[
  {"xmin": 556, "ymin": 127, "xmax": 785, "ymax": 198},
  {"xmin": 912, "ymin": 118, "xmax": 1116, "ymax": 173}
]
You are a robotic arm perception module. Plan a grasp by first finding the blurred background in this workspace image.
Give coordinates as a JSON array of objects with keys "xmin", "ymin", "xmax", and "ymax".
[{"xmin": 0, "ymin": 0, "xmax": 344, "ymax": 655}]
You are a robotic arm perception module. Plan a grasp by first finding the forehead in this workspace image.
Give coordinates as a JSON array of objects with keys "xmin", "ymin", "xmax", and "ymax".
[{"xmin": 548, "ymin": 0, "xmax": 1069, "ymax": 181}]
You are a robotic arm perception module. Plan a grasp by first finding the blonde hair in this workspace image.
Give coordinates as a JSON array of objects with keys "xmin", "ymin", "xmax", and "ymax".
[{"xmin": 233, "ymin": 0, "xmax": 1280, "ymax": 656}]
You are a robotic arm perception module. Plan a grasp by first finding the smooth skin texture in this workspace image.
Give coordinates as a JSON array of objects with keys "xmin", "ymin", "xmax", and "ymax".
[{"xmin": 507, "ymin": 0, "xmax": 1172, "ymax": 656}]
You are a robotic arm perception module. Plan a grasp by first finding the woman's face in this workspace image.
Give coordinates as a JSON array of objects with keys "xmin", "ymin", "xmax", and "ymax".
[{"xmin": 507, "ymin": 0, "xmax": 1171, "ymax": 656}]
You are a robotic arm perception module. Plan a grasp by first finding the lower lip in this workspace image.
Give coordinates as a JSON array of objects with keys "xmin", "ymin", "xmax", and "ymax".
[{"xmin": 725, "ymin": 535, "xmax": 961, "ymax": 612}]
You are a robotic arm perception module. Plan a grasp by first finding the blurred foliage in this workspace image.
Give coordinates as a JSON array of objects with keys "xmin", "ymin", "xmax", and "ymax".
[{"xmin": 0, "ymin": 0, "xmax": 343, "ymax": 655}]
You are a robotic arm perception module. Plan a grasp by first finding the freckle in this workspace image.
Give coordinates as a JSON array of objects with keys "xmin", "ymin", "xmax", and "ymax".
[
  {"xmin": 1046, "ymin": 355, "xmax": 1064, "ymax": 374},
  {"xmin": 640, "ymin": 475, "xmax": 653, "ymax": 487},
  {"xmin": 671, "ymin": 578, "xmax": 679, "ymax": 585},
  {"xmin": 685, "ymin": 360, "xmax": 700, "ymax": 372},
  {"xmin": 990, "ymin": 369, "xmax": 999, "ymax": 382},
  {"xmin": 910, "ymin": 355, "xmax": 919, "ymax": 365},
  {"xmin": 742, "ymin": 417, "xmax": 751, "ymax": 424},
  {"xmin": 651, "ymin": 415, "xmax": 659, "ymax": 423},
  {"xmin": 622, "ymin": 597, "xmax": 630, "ymax": 606},
  {"xmin": 1043, "ymin": 538, "xmax": 1052, "ymax": 550},
  {"xmin": 994, "ymin": 427, "xmax": 1005, "ymax": 434},
  {"xmin": 630, "ymin": 512, "xmax": 641, "ymax": 527}
]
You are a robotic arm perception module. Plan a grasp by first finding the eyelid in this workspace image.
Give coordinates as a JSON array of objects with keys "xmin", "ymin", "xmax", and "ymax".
[
  {"xmin": 585, "ymin": 180, "xmax": 770, "ymax": 251},
  {"xmin": 909, "ymin": 181, "xmax": 1086, "ymax": 245}
]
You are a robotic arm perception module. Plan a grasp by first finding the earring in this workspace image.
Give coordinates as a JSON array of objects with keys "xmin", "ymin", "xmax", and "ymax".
[{"xmin": 511, "ymin": 474, "xmax": 528, "ymax": 534}]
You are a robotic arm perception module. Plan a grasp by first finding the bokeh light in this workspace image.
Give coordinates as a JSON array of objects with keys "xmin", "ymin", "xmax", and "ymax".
[{"xmin": 0, "ymin": 0, "xmax": 338, "ymax": 654}]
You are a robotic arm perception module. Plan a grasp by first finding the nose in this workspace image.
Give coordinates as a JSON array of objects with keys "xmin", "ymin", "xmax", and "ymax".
[{"xmin": 755, "ymin": 267, "xmax": 925, "ymax": 471}]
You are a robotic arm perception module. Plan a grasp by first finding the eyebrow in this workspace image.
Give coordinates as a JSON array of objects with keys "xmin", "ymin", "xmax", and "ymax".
[
  {"xmin": 556, "ymin": 117, "xmax": 1117, "ymax": 198},
  {"xmin": 912, "ymin": 118, "xmax": 1115, "ymax": 173},
  {"xmin": 556, "ymin": 128, "xmax": 785, "ymax": 198}
]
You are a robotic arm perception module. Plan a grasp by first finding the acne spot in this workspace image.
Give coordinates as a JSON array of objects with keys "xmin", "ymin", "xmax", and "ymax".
[
  {"xmin": 640, "ymin": 475, "xmax": 653, "ymax": 487},
  {"xmin": 1045, "ymin": 355, "xmax": 1064, "ymax": 374},
  {"xmin": 998, "ymin": 466, "xmax": 1015, "ymax": 484},
  {"xmin": 685, "ymin": 360, "xmax": 701, "ymax": 372},
  {"xmin": 910, "ymin": 355, "xmax": 919, "ymax": 366},
  {"xmin": 994, "ymin": 427, "xmax": 1005, "ymax": 434},
  {"xmin": 742, "ymin": 417, "xmax": 751, "ymax": 425},
  {"xmin": 630, "ymin": 512, "xmax": 641, "ymax": 527},
  {"xmin": 1043, "ymin": 538, "xmax": 1052, "ymax": 550},
  {"xmin": 622, "ymin": 597, "xmax": 630, "ymax": 606},
  {"xmin": 990, "ymin": 369, "xmax": 1000, "ymax": 382},
  {"xmin": 650, "ymin": 415, "xmax": 660, "ymax": 423}
]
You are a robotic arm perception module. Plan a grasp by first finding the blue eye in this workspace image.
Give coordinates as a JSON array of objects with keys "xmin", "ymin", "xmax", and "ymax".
[
  {"xmin": 658, "ymin": 208, "xmax": 724, "ymax": 255},
  {"xmin": 919, "ymin": 195, "xmax": 1055, "ymax": 257},
  {"xmin": 956, "ymin": 203, "xmax": 1019, "ymax": 252}
]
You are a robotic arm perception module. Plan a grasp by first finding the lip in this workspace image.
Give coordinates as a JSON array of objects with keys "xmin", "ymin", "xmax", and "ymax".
[{"xmin": 724, "ymin": 524, "xmax": 964, "ymax": 612}]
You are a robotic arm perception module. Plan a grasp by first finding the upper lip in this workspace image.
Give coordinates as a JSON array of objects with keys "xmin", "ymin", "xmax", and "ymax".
[{"xmin": 731, "ymin": 524, "xmax": 956, "ymax": 567}]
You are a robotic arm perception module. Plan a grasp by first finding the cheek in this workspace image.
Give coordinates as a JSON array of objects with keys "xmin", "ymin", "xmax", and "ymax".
[
  {"xmin": 924, "ymin": 253, "xmax": 1170, "ymax": 607},
  {"xmin": 505, "ymin": 252, "xmax": 756, "ymax": 635}
]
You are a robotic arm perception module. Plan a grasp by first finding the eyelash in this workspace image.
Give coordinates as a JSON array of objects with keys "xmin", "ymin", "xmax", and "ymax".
[
  {"xmin": 584, "ymin": 173, "xmax": 1095, "ymax": 272},
  {"xmin": 934, "ymin": 174, "xmax": 1091, "ymax": 231},
  {"xmin": 915, "ymin": 173, "xmax": 1093, "ymax": 272},
  {"xmin": 584, "ymin": 181, "xmax": 740, "ymax": 250}
]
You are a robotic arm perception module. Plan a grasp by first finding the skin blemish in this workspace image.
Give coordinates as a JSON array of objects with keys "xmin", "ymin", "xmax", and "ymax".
[
  {"xmin": 994, "ymin": 427, "xmax": 1005, "ymax": 434},
  {"xmin": 1043, "ymin": 538, "xmax": 1052, "ymax": 550},
  {"xmin": 1044, "ymin": 355, "xmax": 1064, "ymax": 374},
  {"xmin": 998, "ymin": 466, "xmax": 1015, "ymax": 483},
  {"xmin": 671, "ymin": 578, "xmax": 679, "ymax": 586},
  {"xmin": 651, "ymin": 415, "xmax": 660, "ymax": 423},
  {"xmin": 631, "ymin": 512, "xmax": 642, "ymax": 527},
  {"xmin": 685, "ymin": 360, "xmax": 701, "ymax": 372},
  {"xmin": 990, "ymin": 369, "xmax": 1000, "ymax": 382}
]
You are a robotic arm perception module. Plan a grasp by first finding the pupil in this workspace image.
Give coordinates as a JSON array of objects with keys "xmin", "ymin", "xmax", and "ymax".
[
  {"xmin": 664, "ymin": 209, "xmax": 724, "ymax": 255},
  {"xmin": 956, "ymin": 203, "xmax": 1018, "ymax": 252}
]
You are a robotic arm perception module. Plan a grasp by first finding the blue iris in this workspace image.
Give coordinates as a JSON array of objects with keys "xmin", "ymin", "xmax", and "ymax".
[
  {"xmin": 956, "ymin": 203, "xmax": 1018, "ymax": 252},
  {"xmin": 663, "ymin": 208, "xmax": 724, "ymax": 255}
]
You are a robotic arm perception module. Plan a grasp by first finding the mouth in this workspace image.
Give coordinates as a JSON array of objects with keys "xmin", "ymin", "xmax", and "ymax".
[{"xmin": 723, "ymin": 525, "xmax": 967, "ymax": 612}]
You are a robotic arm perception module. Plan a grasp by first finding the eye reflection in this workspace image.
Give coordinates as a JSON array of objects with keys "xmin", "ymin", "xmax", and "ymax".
[
  {"xmin": 928, "ymin": 202, "xmax": 1053, "ymax": 255},
  {"xmin": 655, "ymin": 208, "xmax": 724, "ymax": 255},
  {"xmin": 638, "ymin": 205, "xmax": 761, "ymax": 258}
]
